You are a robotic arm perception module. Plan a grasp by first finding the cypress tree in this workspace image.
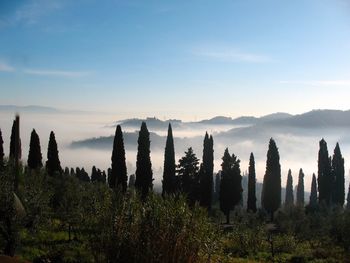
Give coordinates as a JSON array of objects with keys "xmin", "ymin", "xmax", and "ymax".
[
  {"xmin": 162, "ymin": 123, "xmax": 176, "ymax": 195},
  {"xmin": 331, "ymin": 143, "xmax": 345, "ymax": 206},
  {"xmin": 318, "ymin": 139, "xmax": 332, "ymax": 205},
  {"xmin": 129, "ymin": 174, "xmax": 136, "ymax": 188},
  {"xmin": 135, "ymin": 122, "xmax": 153, "ymax": 199},
  {"xmin": 178, "ymin": 147, "xmax": 200, "ymax": 205},
  {"xmin": 27, "ymin": 129, "xmax": 43, "ymax": 169},
  {"xmin": 219, "ymin": 148, "xmax": 242, "ymax": 224},
  {"xmin": 296, "ymin": 168, "xmax": 305, "ymax": 206},
  {"xmin": 247, "ymin": 152, "xmax": 257, "ymax": 212},
  {"xmin": 285, "ymin": 169, "xmax": 294, "ymax": 206},
  {"xmin": 9, "ymin": 116, "xmax": 21, "ymax": 160},
  {"xmin": 111, "ymin": 125, "xmax": 127, "ymax": 192},
  {"xmin": 91, "ymin": 166, "xmax": 98, "ymax": 182},
  {"xmin": 346, "ymin": 182, "xmax": 350, "ymax": 210},
  {"xmin": 199, "ymin": 132, "xmax": 214, "ymax": 210},
  {"xmin": 215, "ymin": 172, "xmax": 221, "ymax": 202},
  {"xmin": 309, "ymin": 173, "xmax": 318, "ymax": 208},
  {"xmin": 0, "ymin": 129, "xmax": 4, "ymax": 168},
  {"xmin": 262, "ymin": 138, "xmax": 281, "ymax": 221},
  {"xmin": 46, "ymin": 131, "xmax": 62, "ymax": 177}
]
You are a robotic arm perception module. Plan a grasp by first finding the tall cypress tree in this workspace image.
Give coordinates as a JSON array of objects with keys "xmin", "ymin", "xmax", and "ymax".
[
  {"xmin": 262, "ymin": 138, "xmax": 281, "ymax": 221},
  {"xmin": 318, "ymin": 139, "xmax": 332, "ymax": 205},
  {"xmin": 0, "ymin": 129, "xmax": 4, "ymax": 168},
  {"xmin": 331, "ymin": 143, "xmax": 345, "ymax": 206},
  {"xmin": 346, "ymin": 182, "xmax": 350, "ymax": 210},
  {"xmin": 27, "ymin": 129, "xmax": 43, "ymax": 169},
  {"xmin": 219, "ymin": 148, "xmax": 242, "ymax": 224},
  {"xmin": 199, "ymin": 132, "xmax": 214, "ymax": 210},
  {"xmin": 296, "ymin": 168, "xmax": 304, "ymax": 206},
  {"xmin": 135, "ymin": 122, "xmax": 153, "ymax": 199},
  {"xmin": 9, "ymin": 116, "xmax": 21, "ymax": 160},
  {"xmin": 111, "ymin": 125, "xmax": 127, "ymax": 192},
  {"xmin": 309, "ymin": 173, "xmax": 318, "ymax": 208},
  {"xmin": 214, "ymin": 172, "xmax": 221, "ymax": 202},
  {"xmin": 162, "ymin": 123, "xmax": 176, "ymax": 195},
  {"xmin": 247, "ymin": 152, "xmax": 257, "ymax": 212},
  {"xmin": 46, "ymin": 131, "xmax": 62, "ymax": 177},
  {"xmin": 285, "ymin": 169, "xmax": 294, "ymax": 206}
]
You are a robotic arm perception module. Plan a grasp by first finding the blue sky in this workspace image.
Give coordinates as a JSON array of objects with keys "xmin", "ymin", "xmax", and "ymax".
[{"xmin": 0, "ymin": 0, "xmax": 350, "ymax": 120}]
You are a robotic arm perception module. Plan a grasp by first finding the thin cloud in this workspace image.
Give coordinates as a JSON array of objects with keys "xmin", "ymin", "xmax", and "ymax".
[
  {"xmin": 0, "ymin": 62, "xmax": 14, "ymax": 72},
  {"xmin": 279, "ymin": 80, "xmax": 350, "ymax": 87},
  {"xmin": 193, "ymin": 47, "xmax": 273, "ymax": 63},
  {"xmin": 24, "ymin": 69, "xmax": 90, "ymax": 77}
]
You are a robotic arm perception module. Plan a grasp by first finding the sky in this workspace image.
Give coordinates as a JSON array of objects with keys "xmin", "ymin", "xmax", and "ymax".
[{"xmin": 1, "ymin": 0, "xmax": 350, "ymax": 120}]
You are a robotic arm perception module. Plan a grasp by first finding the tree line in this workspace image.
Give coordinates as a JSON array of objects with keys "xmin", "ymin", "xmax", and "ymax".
[{"xmin": 1, "ymin": 114, "xmax": 350, "ymax": 259}]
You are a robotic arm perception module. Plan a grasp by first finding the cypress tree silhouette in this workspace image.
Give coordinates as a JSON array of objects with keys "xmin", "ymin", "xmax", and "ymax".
[
  {"xmin": 318, "ymin": 139, "xmax": 332, "ymax": 205},
  {"xmin": 162, "ymin": 123, "xmax": 176, "ymax": 195},
  {"xmin": 285, "ymin": 169, "xmax": 294, "ymax": 206},
  {"xmin": 178, "ymin": 147, "xmax": 200, "ymax": 206},
  {"xmin": 247, "ymin": 152, "xmax": 257, "ymax": 212},
  {"xmin": 214, "ymin": 172, "xmax": 221, "ymax": 202},
  {"xmin": 296, "ymin": 168, "xmax": 305, "ymax": 206},
  {"xmin": 9, "ymin": 116, "xmax": 21, "ymax": 160},
  {"xmin": 347, "ymin": 182, "xmax": 350, "ymax": 210},
  {"xmin": 27, "ymin": 129, "xmax": 43, "ymax": 169},
  {"xmin": 46, "ymin": 131, "xmax": 62, "ymax": 177},
  {"xmin": 135, "ymin": 122, "xmax": 153, "ymax": 199},
  {"xmin": 0, "ymin": 129, "xmax": 4, "ymax": 168},
  {"xmin": 219, "ymin": 148, "xmax": 242, "ymax": 224},
  {"xmin": 199, "ymin": 132, "xmax": 214, "ymax": 210},
  {"xmin": 128, "ymin": 174, "xmax": 136, "ymax": 188},
  {"xmin": 309, "ymin": 173, "xmax": 318, "ymax": 208},
  {"xmin": 111, "ymin": 125, "xmax": 127, "ymax": 192},
  {"xmin": 262, "ymin": 138, "xmax": 281, "ymax": 221},
  {"xmin": 331, "ymin": 143, "xmax": 345, "ymax": 206},
  {"xmin": 91, "ymin": 166, "xmax": 98, "ymax": 182}
]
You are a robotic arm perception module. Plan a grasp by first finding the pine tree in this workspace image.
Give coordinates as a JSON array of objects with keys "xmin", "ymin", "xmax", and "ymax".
[
  {"xmin": 247, "ymin": 152, "xmax": 257, "ymax": 212},
  {"xmin": 162, "ymin": 123, "xmax": 176, "ymax": 195},
  {"xmin": 27, "ymin": 129, "xmax": 43, "ymax": 169},
  {"xmin": 111, "ymin": 125, "xmax": 128, "ymax": 192},
  {"xmin": 309, "ymin": 173, "xmax": 318, "ymax": 208},
  {"xmin": 46, "ymin": 131, "xmax": 62, "ymax": 177},
  {"xmin": 0, "ymin": 129, "xmax": 4, "ymax": 168},
  {"xmin": 331, "ymin": 143, "xmax": 345, "ymax": 206},
  {"xmin": 199, "ymin": 133, "xmax": 214, "ymax": 210},
  {"xmin": 219, "ymin": 148, "xmax": 242, "ymax": 224},
  {"xmin": 262, "ymin": 138, "xmax": 281, "ymax": 221},
  {"xmin": 296, "ymin": 168, "xmax": 304, "ymax": 206},
  {"xmin": 178, "ymin": 147, "xmax": 200, "ymax": 206},
  {"xmin": 285, "ymin": 169, "xmax": 294, "ymax": 206},
  {"xmin": 135, "ymin": 122, "xmax": 153, "ymax": 199},
  {"xmin": 318, "ymin": 139, "xmax": 332, "ymax": 205}
]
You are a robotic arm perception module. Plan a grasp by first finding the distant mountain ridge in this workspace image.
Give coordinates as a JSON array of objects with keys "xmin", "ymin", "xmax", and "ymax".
[{"xmin": 72, "ymin": 109, "xmax": 350, "ymax": 151}]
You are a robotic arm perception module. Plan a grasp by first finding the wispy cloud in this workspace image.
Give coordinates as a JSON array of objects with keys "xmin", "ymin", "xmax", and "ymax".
[
  {"xmin": 279, "ymin": 80, "xmax": 350, "ymax": 87},
  {"xmin": 0, "ymin": 62, "xmax": 15, "ymax": 72},
  {"xmin": 0, "ymin": 0, "xmax": 64, "ymax": 27},
  {"xmin": 24, "ymin": 69, "xmax": 90, "ymax": 77},
  {"xmin": 193, "ymin": 47, "xmax": 273, "ymax": 63},
  {"xmin": 14, "ymin": 0, "xmax": 63, "ymax": 25}
]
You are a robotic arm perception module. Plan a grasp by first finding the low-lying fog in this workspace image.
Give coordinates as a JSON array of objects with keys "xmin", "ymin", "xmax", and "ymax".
[{"xmin": 1, "ymin": 111, "xmax": 349, "ymax": 196}]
